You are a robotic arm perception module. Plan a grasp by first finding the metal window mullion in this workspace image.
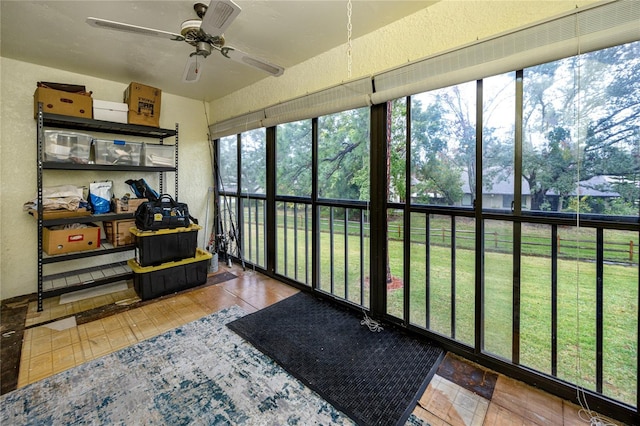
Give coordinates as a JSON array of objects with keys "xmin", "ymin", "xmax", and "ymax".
[
  {"xmin": 360, "ymin": 209, "xmax": 365, "ymax": 306},
  {"xmin": 451, "ymin": 216, "xmax": 457, "ymax": 339},
  {"xmin": 426, "ymin": 213, "xmax": 431, "ymax": 329},
  {"xmin": 294, "ymin": 203, "xmax": 299, "ymax": 281},
  {"xmin": 254, "ymin": 199, "xmax": 259, "ymax": 264},
  {"xmin": 330, "ymin": 207, "xmax": 335, "ymax": 294},
  {"xmin": 551, "ymin": 225, "xmax": 559, "ymax": 376},
  {"xmin": 311, "ymin": 118, "xmax": 319, "ymax": 291},
  {"xmin": 305, "ymin": 204, "xmax": 310, "ymax": 285},
  {"xmin": 247, "ymin": 197, "xmax": 253, "ymax": 262},
  {"xmin": 405, "ymin": 96, "xmax": 412, "ymax": 324},
  {"xmin": 284, "ymin": 202, "xmax": 288, "ymax": 276},
  {"xmin": 345, "ymin": 208, "xmax": 349, "ymax": 301},
  {"xmin": 512, "ymin": 70, "xmax": 524, "ymax": 364},
  {"xmin": 475, "ymin": 78, "xmax": 484, "ymax": 354},
  {"xmin": 596, "ymin": 228, "xmax": 604, "ymax": 393}
]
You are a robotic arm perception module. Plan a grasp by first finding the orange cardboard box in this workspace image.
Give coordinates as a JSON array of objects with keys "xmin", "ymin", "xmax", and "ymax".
[
  {"xmin": 124, "ymin": 82, "xmax": 161, "ymax": 127},
  {"xmin": 34, "ymin": 87, "xmax": 92, "ymax": 119},
  {"xmin": 104, "ymin": 219, "xmax": 136, "ymax": 247},
  {"xmin": 43, "ymin": 223, "xmax": 101, "ymax": 255}
]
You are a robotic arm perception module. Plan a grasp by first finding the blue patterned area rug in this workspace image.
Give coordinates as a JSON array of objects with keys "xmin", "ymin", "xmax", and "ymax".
[{"xmin": 1, "ymin": 306, "xmax": 356, "ymax": 425}]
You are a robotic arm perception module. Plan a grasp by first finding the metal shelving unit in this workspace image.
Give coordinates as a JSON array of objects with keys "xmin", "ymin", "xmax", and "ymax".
[{"xmin": 35, "ymin": 105, "xmax": 179, "ymax": 311}]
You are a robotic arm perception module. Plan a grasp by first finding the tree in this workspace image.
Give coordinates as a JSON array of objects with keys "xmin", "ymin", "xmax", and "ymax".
[{"xmin": 519, "ymin": 41, "xmax": 640, "ymax": 212}]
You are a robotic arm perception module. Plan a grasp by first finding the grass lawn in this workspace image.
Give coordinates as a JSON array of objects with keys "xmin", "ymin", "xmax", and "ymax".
[{"xmin": 251, "ymin": 207, "xmax": 638, "ymax": 407}]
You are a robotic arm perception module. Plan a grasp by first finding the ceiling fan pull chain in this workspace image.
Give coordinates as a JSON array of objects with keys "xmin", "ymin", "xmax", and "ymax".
[{"xmin": 347, "ymin": 0, "xmax": 353, "ymax": 78}]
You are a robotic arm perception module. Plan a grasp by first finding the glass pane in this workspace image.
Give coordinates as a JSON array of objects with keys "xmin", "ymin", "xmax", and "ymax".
[
  {"xmin": 483, "ymin": 219, "xmax": 513, "ymax": 360},
  {"xmin": 318, "ymin": 207, "xmax": 345, "ymax": 297},
  {"xmin": 276, "ymin": 120, "xmax": 312, "ymax": 197},
  {"xmin": 387, "ymin": 209, "xmax": 404, "ymax": 319},
  {"xmin": 577, "ymin": 42, "xmax": 640, "ymax": 217},
  {"xmin": 242, "ymin": 198, "xmax": 266, "ymax": 268},
  {"xmin": 218, "ymin": 195, "xmax": 238, "ymax": 260},
  {"xmin": 276, "ymin": 202, "xmax": 312, "ymax": 286},
  {"xmin": 603, "ymin": 229, "xmax": 638, "ymax": 406},
  {"xmin": 482, "ymin": 72, "xmax": 516, "ymax": 211},
  {"xmin": 429, "ymin": 214, "xmax": 452, "ymax": 337},
  {"xmin": 522, "ymin": 41, "xmax": 640, "ymax": 216},
  {"xmin": 409, "ymin": 212, "xmax": 428, "ymax": 329},
  {"xmin": 240, "ymin": 128, "xmax": 266, "ymax": 194},
  {"xmin": 218, "ymin": 135, "xmax": 237, "ymax": 193},
  {"xmin": 388, "ymin": 98, "xmax": 407, "ymax": 203},
  {"xmin": 556, "ymin": 227, "xmax": 596, "ymax": 391},
  {"xmin": 520, "ymin": 223, "xmax": 553, "ymax": 374},
  {"xmin": 410, "ymin": 82, "xmax": 476, "ymax": 206},
  {"xmin": 454, "ymin": 216, "xmax": 475, "ymax": 346},
  {"xmin": 318, "ymin": 107, "xmax": 370, "ymax": 201}
]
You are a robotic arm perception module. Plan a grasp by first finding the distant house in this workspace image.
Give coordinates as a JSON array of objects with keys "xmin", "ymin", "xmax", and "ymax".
[{"xmin": 459, "ymin": 173, "xmax": 621, "ymax": 211}]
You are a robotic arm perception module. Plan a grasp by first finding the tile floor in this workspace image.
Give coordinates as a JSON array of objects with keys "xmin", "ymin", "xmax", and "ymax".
[{"xmin": 11, "ymin": 264, "xmax": 625, "ymax": 425}]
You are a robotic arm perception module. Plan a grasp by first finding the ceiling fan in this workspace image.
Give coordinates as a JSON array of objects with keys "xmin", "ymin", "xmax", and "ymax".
[{"xmin": 86, "ymin": 0, "xmax": 284, "ymax": 83}]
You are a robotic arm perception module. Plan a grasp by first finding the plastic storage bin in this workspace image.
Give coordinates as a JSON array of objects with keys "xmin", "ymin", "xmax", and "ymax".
[
  {"xmin": 93, "ymin": 139, "xmax": 142, "ymax": 165},
  {"xmin": 142, "ymin": 143, "xmax": 175, "ymax": 167},
  {"xmin": 128, "ymin": 248, "xmax": 212, "ymax": 300},
  {"xmin": 130, "ymin": 224, "xmax": 200, "ymax": 266},
  {"xmin": 43, "ymin": 130, "xmax": 92, "ymax": 163}
]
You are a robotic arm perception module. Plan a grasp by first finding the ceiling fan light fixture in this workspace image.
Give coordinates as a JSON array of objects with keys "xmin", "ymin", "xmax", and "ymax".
[{"xmin": 195, "ymin": 41, "xmax": 212, "ymax": 57}]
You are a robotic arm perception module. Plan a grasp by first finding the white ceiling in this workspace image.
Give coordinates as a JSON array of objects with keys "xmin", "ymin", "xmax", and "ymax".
[{"xmin": 1, "ymin": 1, "xmax": 436, "ymax": 102}]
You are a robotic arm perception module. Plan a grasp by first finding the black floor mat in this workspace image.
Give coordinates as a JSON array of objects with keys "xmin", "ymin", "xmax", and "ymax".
[{"xmin": 227, "ymin": 292, "xmax": 444, "ymax": 426}]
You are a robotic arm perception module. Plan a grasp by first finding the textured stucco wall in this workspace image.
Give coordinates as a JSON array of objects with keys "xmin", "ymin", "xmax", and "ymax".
[
  {"xmin": 209, "ymin": 0, "xmax": 598, "ymax": 123},
  {"xmin": 0, "ymin": 58, "xmax": 211, "ymax": 300}
]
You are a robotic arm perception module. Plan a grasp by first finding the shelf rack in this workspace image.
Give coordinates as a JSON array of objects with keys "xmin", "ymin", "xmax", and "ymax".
[{"xmin": 35, "ymin": 105, "xmax": 179, "ymax": 311}]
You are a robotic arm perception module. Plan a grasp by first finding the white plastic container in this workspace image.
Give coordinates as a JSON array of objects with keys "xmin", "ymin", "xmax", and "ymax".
[
  {"xmin": 93, "ymin": 139, "xmax": 142, "ymax": 165},
  {"xmin": 142, "ymin": 143, "xmax": 175, "ymax": 167},
  {"xmin": 43, "ymin": 130, "xmax": 92, "ymax": 163}
]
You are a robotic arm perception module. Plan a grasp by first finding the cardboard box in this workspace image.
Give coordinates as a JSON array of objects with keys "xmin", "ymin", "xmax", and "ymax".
[
  {"xmin": 104, "ymin": 219, "xmax": 136, "ymax": 247},
  {"xmin": 124, "ymin": 82, "xmax": 161, "ymax": 127},
  {"xmin": 112, "ymin": 197, "xmax": 148, "ymax": 213},
  {"xmin": 93, "ymin": 100, "xmax": 128, "ymax": 123},
  {"xmin": 34, "ymin": 87, "xmax": 92, "ymax": 119},
  {"xmin": 43, "ymin": 223, "xmax": 101, "ymax": 255}
]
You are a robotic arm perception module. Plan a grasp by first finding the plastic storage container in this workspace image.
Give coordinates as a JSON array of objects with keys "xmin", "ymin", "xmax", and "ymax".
[
  {"xmin": 43, "ymin": 130, "xmax": 92, "ymax": 163},
  {"xmin": 93, "ymin": 139, "xmax": 142, "ymax": 165},
  {"xmin": 128, "ymin": 248, "xmax": 212, "ymax": 300},
  {"xmin": 142, "ymin": 143, "xmax": 175, "ymax": 167},
  {"xmin": 130, "ymin": 224, "xmax": 200, "ymax": 266}
]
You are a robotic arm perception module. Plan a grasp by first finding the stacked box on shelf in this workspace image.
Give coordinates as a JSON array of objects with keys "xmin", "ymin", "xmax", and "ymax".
[
  {"xmin": 104, "ymin": 219, "xmax": 136, "ymax": 247},
  {"xmin": 127, "ymin": 248, "xmax": 211, "ymax": 300},
  {"xmin": 43, "ymin": 223, "xmax": 101, "ymax": 255},
  {"xmin": 130, "ymin": 224, "xmax": 200, "ymax": 266}
]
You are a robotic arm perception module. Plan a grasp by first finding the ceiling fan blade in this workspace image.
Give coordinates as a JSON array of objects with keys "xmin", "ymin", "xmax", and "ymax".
[
  {"xmin": 200, "ymin": 0, "xmax": 241, "ymax": 37},
  {"xmin": 183, "ymin": 55, "xmax": 204, "ymax": 83},
  {"xmin": 86, "ymin": 17, "xmax": 185, "ymax": 41},
  {"xmin": 220, "ymin": 47, "xmax": 284, "ymax": 77}
]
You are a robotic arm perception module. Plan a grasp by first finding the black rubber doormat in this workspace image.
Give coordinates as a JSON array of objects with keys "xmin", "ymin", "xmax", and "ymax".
[{"xmin": 227, "ymin": 292, "xmax": 444, "ymax": 426}]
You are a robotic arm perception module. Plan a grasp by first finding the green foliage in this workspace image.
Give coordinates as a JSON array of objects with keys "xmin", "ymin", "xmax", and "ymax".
[
  {"xmin": 318, "ymin": 108, "xmax": 371, "ymax": 201},
  {"xmin": 276, "ymin": 120, "xmax": 312, "ymax": 196}
]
